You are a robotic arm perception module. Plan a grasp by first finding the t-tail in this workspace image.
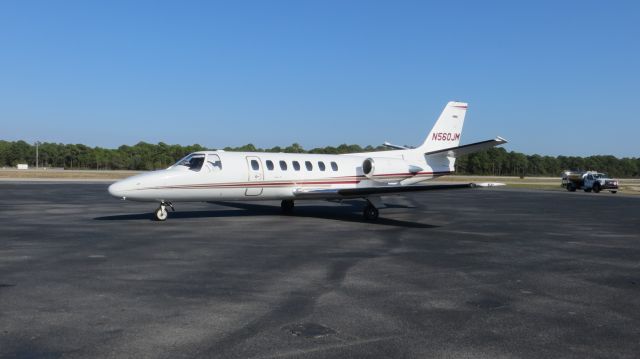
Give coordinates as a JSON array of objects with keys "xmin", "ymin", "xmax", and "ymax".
[
  {"xmin": 413, "ymin": 101, "xmax": 507, "ymax": 173},
  {"xmin": 416, "ymin": 101, "xmax": 468, "ymax": 153}
]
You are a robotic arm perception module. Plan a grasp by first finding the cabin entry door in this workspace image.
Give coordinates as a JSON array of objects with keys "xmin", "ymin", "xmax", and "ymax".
[{"xmin": 245, "ymin": 156, "xmax": 264, "ymax": 196}]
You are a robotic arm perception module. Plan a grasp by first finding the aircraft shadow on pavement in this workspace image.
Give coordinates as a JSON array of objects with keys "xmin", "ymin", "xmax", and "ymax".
[{"xmin": 94, "ymin": 201, "xmax": 437, "ymax": 229}]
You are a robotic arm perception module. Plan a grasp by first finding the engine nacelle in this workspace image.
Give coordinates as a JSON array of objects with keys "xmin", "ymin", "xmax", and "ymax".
[{"xmin": 362, "ymin": 157, "xmax": 423, "ymax": 183}]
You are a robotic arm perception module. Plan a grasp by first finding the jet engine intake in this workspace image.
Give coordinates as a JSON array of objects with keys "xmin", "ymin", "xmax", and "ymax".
[{"xmin": 362, "ymin": 157, "xmax": 423, "ymax": 183}]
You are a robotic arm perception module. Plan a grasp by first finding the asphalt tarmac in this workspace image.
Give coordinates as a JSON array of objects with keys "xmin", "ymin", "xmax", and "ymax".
[{"xmin": 1, "ymin": 182, "xmax": 639, "ymax": 358}]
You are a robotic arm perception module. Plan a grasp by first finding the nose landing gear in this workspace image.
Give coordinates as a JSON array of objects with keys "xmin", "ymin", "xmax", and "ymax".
[{"xmin": 154, "ymin": 201, "xmax": 174, "ymax": 221}]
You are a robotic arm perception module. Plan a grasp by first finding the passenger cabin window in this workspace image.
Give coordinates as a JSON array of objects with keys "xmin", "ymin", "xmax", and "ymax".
[
  {"xmin": 279, "ymin": 160, "xmax": 288, "ymax": 171},
  {"xmin": 331, "ymin": 161, "xmax": 338, "ymax": 171},
  {"xmin": 318, "ymin": 161, "xmax": 326, "ymax": 171},
  {"xmin": 251, "ymin": 160, "xmax": 260, "ymax": 171},
  {"xmin": 305, "ymin": 161, "xmax": 313, "ymax": 171},
  {"xmin": 266, "ymin": 160, "xmax": 274, "ymax": 170},
  {"xmin": 293, "ymin": 161, "xmax": 301, "ymax": 171}
]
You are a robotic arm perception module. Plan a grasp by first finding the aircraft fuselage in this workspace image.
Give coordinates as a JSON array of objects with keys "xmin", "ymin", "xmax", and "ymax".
[{"xmin": 108, "ymin": 150, "xmax": 446, "ymax": 202}]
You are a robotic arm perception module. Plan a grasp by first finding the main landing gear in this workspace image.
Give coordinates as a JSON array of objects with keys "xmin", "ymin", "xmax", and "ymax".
[
  {"xmin": 280, "ymin": 199, "xmax": 379, "ymax": 220},
  {"xmin": 154, "ymin": 201, "xmax": 174, "ymax": 221},
  {"xmin": 281, "ymin": 199, "xmax": 295, "ymax": 214},
  {"xmin": 363, "ymin": 201, "xmax": 379, "ymax": 221}
]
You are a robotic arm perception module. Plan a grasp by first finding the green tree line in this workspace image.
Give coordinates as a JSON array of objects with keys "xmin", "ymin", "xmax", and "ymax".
[
  {"xmin": 454, "ymin": 147, "xmax": 640, "ymax": 178},
  {"xmin": 1, "ymin": 140, "xmax": 638, "ymax": 177}
]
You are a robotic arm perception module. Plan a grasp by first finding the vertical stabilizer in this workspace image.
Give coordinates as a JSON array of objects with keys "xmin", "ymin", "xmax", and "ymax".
[{"xmin": 416, "ymin": 101, "xmax": 468, "ymax": 152}]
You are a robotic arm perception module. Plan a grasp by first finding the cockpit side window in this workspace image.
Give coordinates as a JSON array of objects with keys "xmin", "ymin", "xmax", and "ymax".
[{"xmin": 207, "ymin": 154, "xmax": 222, "ymax": 171}]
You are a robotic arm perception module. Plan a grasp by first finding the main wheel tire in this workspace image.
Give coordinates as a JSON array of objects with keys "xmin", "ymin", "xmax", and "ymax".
[
  {"xmin": 281, "ymin": 200, "xmax": 294, "ymax": 214},
  {"xmin": 363, "ymin": 204, "xmax": 379, "ymax": 221},
  {"xmin": 155, "ymin": 206, "xmax": 168, "ymax": 221},
  {"xmin": 593, "ymin": 183, "xmax": 601, "ymax": 193}
]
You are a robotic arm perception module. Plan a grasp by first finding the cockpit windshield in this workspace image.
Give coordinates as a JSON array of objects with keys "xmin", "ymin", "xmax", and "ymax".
[{"xmin": 172, "ymin": 154, "xmax": 205, "ymax": 171}]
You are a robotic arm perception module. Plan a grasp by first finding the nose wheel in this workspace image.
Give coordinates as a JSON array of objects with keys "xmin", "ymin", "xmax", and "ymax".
[{"xmin": 154, "ymin": 201, "xmax": 174, "ymax": 221}]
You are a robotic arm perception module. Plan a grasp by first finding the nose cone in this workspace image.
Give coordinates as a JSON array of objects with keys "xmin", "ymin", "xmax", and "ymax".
[
  {"xmin": 108, "ymin": 171, "xmax": 168, "ymax": 200},
  {"xmin": 108, "ymin": 180, "xmax": 129, "ymax": 199}
]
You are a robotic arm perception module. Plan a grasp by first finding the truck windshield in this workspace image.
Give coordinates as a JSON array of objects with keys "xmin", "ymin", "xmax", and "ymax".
[
  {"xmin": 172, "ymin": 154, "xmax": 205, "ymax": 171},
  {"xmin": 594, "ymin": 173, "xmax": 608, "ymax": 179}
]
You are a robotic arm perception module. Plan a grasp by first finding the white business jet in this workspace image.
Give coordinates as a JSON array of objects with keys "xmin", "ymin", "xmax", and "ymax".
[{"xmin": 108, "ymin": 102, "xmax": 506, "ymax": 221}]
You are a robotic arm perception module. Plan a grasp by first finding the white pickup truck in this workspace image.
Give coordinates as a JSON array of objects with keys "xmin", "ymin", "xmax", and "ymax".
[{"xmin": 561, "ymin": 171, "xmax": 619, "ymax": 193}]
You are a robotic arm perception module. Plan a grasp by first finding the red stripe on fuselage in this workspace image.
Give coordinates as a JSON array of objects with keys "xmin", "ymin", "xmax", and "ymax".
[{"xmin": 135, "ymin": 171, "xmax": 452, "ymax": 191}]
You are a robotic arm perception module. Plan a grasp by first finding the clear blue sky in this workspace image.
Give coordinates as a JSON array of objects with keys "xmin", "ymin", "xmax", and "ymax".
[{"xmin": 1, "ymin": 0, "xmax": 638, "ymax": 157}]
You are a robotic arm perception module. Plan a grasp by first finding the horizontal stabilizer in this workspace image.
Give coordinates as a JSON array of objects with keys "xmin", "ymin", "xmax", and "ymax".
[
  {"xmin": 383, "ymin": 142, "xmax": 410, "ymax": 150},
  {"xmin": 424, "ymin": 137, "xmax": 507, "ymax": 158}
]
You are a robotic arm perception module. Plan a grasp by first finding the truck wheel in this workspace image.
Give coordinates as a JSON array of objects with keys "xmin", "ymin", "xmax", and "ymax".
[
  {"xmin": 568, "ymin": 184, "xmax": 576, "ymax": 192},
  {"xmin": 593, "ymin": 183, "xmax": 601, "ymax": 193},
  {"xmin": 611, "ymin": 191, "xmax": 617, "ymax": 194}
]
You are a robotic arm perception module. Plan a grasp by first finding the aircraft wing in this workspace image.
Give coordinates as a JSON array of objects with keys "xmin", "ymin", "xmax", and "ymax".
[
  {"xmin": 424, "ymin": 137, "xmax": 507, "ymax": 157},
  {"xmin": 293, "ymin": 183, "xmax": 476, "ymax": 199}
]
